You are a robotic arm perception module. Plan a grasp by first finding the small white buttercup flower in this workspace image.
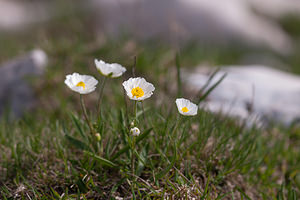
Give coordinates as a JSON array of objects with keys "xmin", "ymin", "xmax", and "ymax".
[
  {"xmin": 175, "ymin": 98, "xmax": 198, "ymax": 116},
  {"xmin": 95, "ymin": 59, "xmax": 126, "ymax": 78},
  {"xmin": 122, "ymin": 77, "xmax": 155, "ymax": 101},
  {"xmin": 64, "ymin": 73, "xmax": 98, "ymax": 94},
  {"xmin": 130, "ymin": 127, "xmax": 140, "ymax": 136}
]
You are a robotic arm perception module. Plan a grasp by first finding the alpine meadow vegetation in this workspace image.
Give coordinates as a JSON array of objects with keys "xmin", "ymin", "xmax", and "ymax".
[{"xmin": 0, "ymin": 13, "xmax": 300, "ymax": 199}]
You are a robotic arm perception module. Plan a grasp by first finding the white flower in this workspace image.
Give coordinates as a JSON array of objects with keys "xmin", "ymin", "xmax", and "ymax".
[
  {"xmin": 64, "ymin": 73, "xmax": 98, "ymax": 94},
  {"xmin": 95, "ymin": 59, "xmax": 126, "ymax": 78},
  {"xmin": 130, "ymin": 127, "xmax": 140, "ymax": 136},
  {"xmin": 122, "ymin": 77, "xmax": 155, "ymax": 101},
  {"xmin": 175, "ymin": 98, "xmax": 198, "ymax": 116}
]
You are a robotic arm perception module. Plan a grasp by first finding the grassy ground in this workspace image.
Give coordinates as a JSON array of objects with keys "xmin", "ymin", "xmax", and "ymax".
[{"xmin": 1, "ymin": 11, "xmax": 300, "ymax": 199}]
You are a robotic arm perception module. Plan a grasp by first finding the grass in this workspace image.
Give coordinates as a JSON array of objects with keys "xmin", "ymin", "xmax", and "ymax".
[{"xmin": 0, "ymin": 10, "xmax": 300, "ymax": 199}]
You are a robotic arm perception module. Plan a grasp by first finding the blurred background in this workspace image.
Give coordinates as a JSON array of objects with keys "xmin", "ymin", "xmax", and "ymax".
[{"xmin": 1, "ymin": 0, "xmax": 300, "ymax": 125}]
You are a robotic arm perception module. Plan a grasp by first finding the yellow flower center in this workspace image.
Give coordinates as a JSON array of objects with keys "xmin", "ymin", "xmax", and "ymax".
[
  {"xmin": 181, "ymin": 107, "xmax": 189, "ymax": 113},
  {"xmin": 131, "ymin": 87, "xmax": 144, "ymax": 98},
  {"xmin": 76, "ymin": 81, "xmax": 86, "ymax": 89}
]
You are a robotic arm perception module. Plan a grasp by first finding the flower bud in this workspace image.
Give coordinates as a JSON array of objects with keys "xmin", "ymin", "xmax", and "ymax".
[
  {"xmin": 130, "ymin": 127, "xmax": 140, "ymax": 136},
  {"xmin": 95, "ymin": 133, "xmax": 101, "ymax": 141},
  {"xmin": 130, "ymin": 121, "xmax": 135, "ymax": 127}
]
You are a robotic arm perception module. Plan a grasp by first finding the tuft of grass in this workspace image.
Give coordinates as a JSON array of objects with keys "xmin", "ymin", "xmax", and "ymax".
[{"xmin": 0, "ymin": 9, "xmax": 300, "ymax": 199}]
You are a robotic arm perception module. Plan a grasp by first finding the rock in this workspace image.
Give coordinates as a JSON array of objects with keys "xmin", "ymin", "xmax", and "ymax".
[
  {"xmin": 0, "ymin": 1, "xmax": 51, "ymax": 31},
  {"xmin": 182, "ymin": 65, "xmax": 300, "ymax": 126},
  {"xmin": 90, "ymin": 0, "xmax": 300, "ymax": 54},
  {"xmin": 2, "ymin": 0, "xmax": 300, "ymax": 53},
  {"xmin": 0, "ymin": 49, "xmax": 48, "ymax": 118}
]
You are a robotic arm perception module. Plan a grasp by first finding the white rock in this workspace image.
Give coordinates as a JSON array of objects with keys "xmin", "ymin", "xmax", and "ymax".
[
  {"xmin": 0, "ymin": 1, "xmax": 53, "ymax": 31},
  {"xmin": 90, "ymin": 0, "xmax": 300, "ymax": 53},
  {"xmin": 182, "ymin": 65, "xmax": 300, "ymax": 126}
]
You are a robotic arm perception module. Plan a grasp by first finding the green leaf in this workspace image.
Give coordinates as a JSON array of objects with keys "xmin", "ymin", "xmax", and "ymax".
[
  {"xmin": 197, "ymin": 70, "xmax": 227, "ymax": 104},
  {"xmin": 197, "ymin": 67, "xmax": 220, "ymax": 95},
  {"xmin": 135, "ymin": 145, "xmax": 149, "ymax": 176},
  {"xmin": 84, "ymin": 151, "xmax": 117, "ymax": 168},
  {"xmin": 176, "ymin": 52, "xmax": 182, "ymax": 97},
  {"xmin": 111, "ymin": 128, "xmax": 153, "ymax": 160},
  {"xmin": 235, "ymin": 186, "xmax": 251, "ymax": 200},
  {"xmin": 65, "ymin": 135, "xmax": 91, "ymax": 151},
  {"xmin": 155, "ymin": 146, "xmax": 177, "ymax": 180},
  {"xmin": 202, "ymin": 174, "xmax": 210, "ymax": 199},
  {"xmin": 70, "ymin": 113, "xmax": 86, "ymax": 140},
  {"xmin": 50, "ymin": 187, "xmax": 61, "ymax": 199},
  {"xmin": 215, "ymin": 192, "xmax": 230, "ymax": 200},
  {"xmin": 137, "ymin": 107, "xmax": 150, "ymax": 118},
  {"xmin": 288, "ymin": 188, "xmax": 297, "ymax": 200},
  {"xmin": 75, "ymin": 178, "xmax": 89, "ymax": 193}
]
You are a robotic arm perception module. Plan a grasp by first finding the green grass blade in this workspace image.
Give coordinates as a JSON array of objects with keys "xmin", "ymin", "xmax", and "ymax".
[
  {"xmin": 155, "ymin": 146, "xmax": 177, "ymax": 180},
  {"xmin": 70, "ymin": 113, "xmax": 86, "ymax": 140},
  {"xmin": 111, "ymin": 128, "xmax": 152, "ymax": 160},
  {"xmin": 65, "ymin": 135, "xmax": 92, "ymax": 152},
  {"xmin": 198, "ymin": 72, "xmax": 227, "ymax": 104},
  {"xmin": 84, "ymin": 151, "xmax": 117, "ymax": 168},
  {"xmin": 176, "ymin": 53, "xmax": 182, "ymax": 97}
]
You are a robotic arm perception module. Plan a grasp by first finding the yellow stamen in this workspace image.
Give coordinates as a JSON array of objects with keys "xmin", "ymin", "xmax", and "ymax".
[
  {"xmin": 131, "ymin": 87, "xmax": 144, "ymax": 98},
  {"xmin": 181, "ymin": 107, "xmax": 189, "ymax": 113},
  {"xmin": 76, "ymin": 81, "xmax": 86, "ymax": 89}
]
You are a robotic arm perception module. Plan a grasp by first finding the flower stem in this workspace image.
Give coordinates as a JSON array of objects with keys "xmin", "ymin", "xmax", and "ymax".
[
  {"xmin": 141, "ymin": 101, "xmax": 147, "ymax": 126},
  {"xmin": 134, "ymin": 101, "xmax": 138, "ymax": 125},
  {"xmin": 131, "ymin": 100, "xmax": 138, "ymax": 177},
  {"xmin": 97, "ymin": 77, "xmax": 107, "ymax": 117},
  {"xmin": 131, "ymin": 136, "xmax": 136, "ymax": 176},
  {"xmin": 123, "ymin": 87, "xmax": 129, "ymax": 127},
  {"xmin": 165, "ymin": 115, "xmax": 181, "ymax": 154},
  {"xmin": 80, "ymin": 95, "xmax": 95, "ymax": 136},
  {"xmin": 171, "ymin": 115, "xmax": 181, "ymax": 136}
]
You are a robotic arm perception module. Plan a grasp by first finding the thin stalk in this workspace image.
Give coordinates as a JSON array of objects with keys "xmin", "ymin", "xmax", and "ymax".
[
  {"xmin": 134, "ymin": 101, "xmax": 138, "ymax": 125},
  {"xmin": 141, "ymin": 101, "xmax": 147, "ymax": 126},
  {"xmin": 131, "ymin": 136, "xmax": 136, "ymax": 176},
  {"xmin": 97, "ymin": 77, "xmax": 107, "ymax": 117},
  {"xmin": 132, "ymin": 56, "xmax": 137, "ymax": 77},
  {"xmin": 131, "ymin": 100, "xmax": 138, "ymax": 178},
  {"xmin": 80, "ymin": 95, "xmax": 95, "ymax": 136},
  {"xmin": 165, "ymin": 115, "xmax": 181, "ymax": 154},
  {"xmin": 175, "ymin": 53, "xmax": 182, "ymax": 97},
  {"xmin": 171, "ymin": 115, "xmax": 182, "ymax": 137},
  {"xmin": 123, "ymin": 87, "xmax": 129, "ymax": 128}
]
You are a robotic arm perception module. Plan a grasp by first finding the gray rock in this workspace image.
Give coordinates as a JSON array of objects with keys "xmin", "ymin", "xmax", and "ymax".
[
  {"xmin": 90, "ymin": 0, "xmax": 300, "ymax": 54},
  {"xmin": 1, "ymin": 0, "xmax": 300, "ymax": 53},
  {"xmin": 182, "ymin": 65, "xmax": 300, "ymax": 127},
  {"xmin": 0, "ymin": 1, "xmax": 51, "ymax": 31},
  {"xmin": 0, "ymin": 49, "xmax": 47, "ymax": 118}
]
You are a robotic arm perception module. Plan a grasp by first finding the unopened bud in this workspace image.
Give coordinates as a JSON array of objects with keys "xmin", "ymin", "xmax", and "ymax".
[
  {"xmin": 95, "ymin": 133, "xmax": 101, "ymax": 141},
  {"xmin": 130, "ymin": 121, "xmax": 135, "ymax": 127}
]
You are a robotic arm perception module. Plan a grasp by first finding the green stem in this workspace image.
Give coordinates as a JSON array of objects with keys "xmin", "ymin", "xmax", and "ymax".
[
  {"xmin": 131, "ymin": 100, "xmax": 138, "ymax": 177},
  {"xmin": 131, "ymin": 136, "xmax": 136, "ymax": 176},
  {"xmin": 123, "ymin": 87, "xmax": 129, "ymax": 128},
  {"xmin": 80, "ymin": 95, "xmax": 95, "ymax": 136},
  {"xmin": 165, "ymin": 115, "xmax": 181, "ymax": 154},
  {"xmin": 97, "ymin": 77, "xmax": 107, "ymax": 117},
  {"xmin": 141, "ymin": 101, "xmax": 147, "ymax": 126},
  {"xmin": 171, "ymin": 115, "xmax": 181, "ymax": 137},
  {"xmin": 134, "ymin": 101, "xmax": 138, "ymax": 125}
]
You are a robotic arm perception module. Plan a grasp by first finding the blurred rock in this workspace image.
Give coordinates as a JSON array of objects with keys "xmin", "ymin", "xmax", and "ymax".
[
  {"xmin": 0, "ymin": 1, "xmax": 51, "ymax": 31},
  {"xmin": 0, "ymin": 49, "xmax": 48, "ymax": 118},
  {"xmin": 90, "ymin": 0, "xmax": 300, "ymax": 54},
  {"xmin": 182, "ymin": 65, "xmax": 300, "ymax": 127},
  {"xmin": 1, "ymin": 0, "xmax": 300, "ymax": 53}
]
